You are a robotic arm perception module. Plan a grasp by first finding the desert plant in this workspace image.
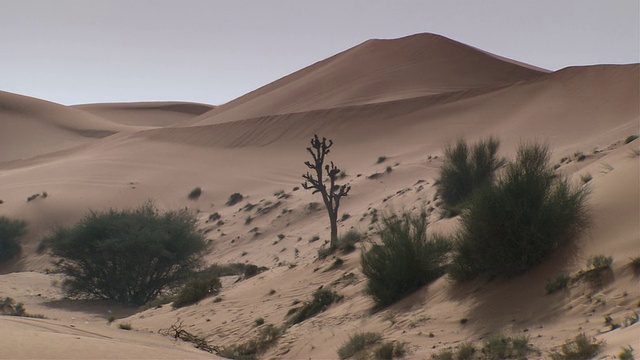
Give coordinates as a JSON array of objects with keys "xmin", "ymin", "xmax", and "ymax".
[
  {"xmin": 449, "ymin": 143, "xmax": 590, "ymax": 280},
  {"xmin": 587, "ymin": 255, "xmax": 613, "ymax": 272},
  {"xmin": 337, "ymin": 229, "xmax": 363, "ymax": 253},
  {"xmin": 226, "ymin": 193, "xmax": 244, "ymax": 206},
  {"xmin": 337, "ymin": 332, "xmax": 382, "ymax": 359},
  {"xmin": 361, "ymin": 209, "xmax": 451, "ymax": 308},
  {"xmin": 482, "ymin": 334, "xmax": 533, "ymax": 360},
  {"xmin": 624, "ymin": 135, "xmax": 638, "ymax": 144},
  {"xmin": 376, "ymin": 156, "xmax": 387, "ymax": 164},
  {"xmin": 629, "ymin": 256, "xmax": 640, "ymax": 275},
  {"xmin": 187, "ymin": 187, "xmax": 202, "ymax": 200},
  {"xmin": 43, "ymin": 202, "xmax": 207, "ymax": 305},
  {"xmin": 287, "ymin": 288, "xmax": 341, "ymax": 325},
  {"xmin": 618, "ymin": 346, "xmax": 634, "ymax": 360},
  {"xmin": 457, "ymin": 342, "xmax": 476, "ymax": 360},
  {"xmin": 431, "ymin": 349, "xmax": 454, "ymax": 360},
  {"xmin": 219, "ymin": 324, "xmax": 283, "ymax": 359},
  {"xmin": 172, "ymin": 276, "xmax": 221, "ymax": 309},
  {"xmin": 302, "ymin": 135, "xmax": 351, "ymax": 249},
  {"xmin": 0, "ymin": 216, "xmax": 28, "ymax": 262},
  {"xmin": 546, "ymin": 274, "xmax": 571, "ymax": 294},
  {"xmin": 254, "ymin": 317, "xmax": 265, "ymax": 326},
  {"xmin": 580, "ymin": 173, "xmax": 592, "ymax": 184},
  {"xmin": 118, "ymin": 322, "xmax": 132, "ymax": 330},
  {"xmin": 550, "ymin": 333, "xmax": 603, "ymax": 360},
  {"xmin": 435, "ymin": 137, "xmax": 505, "ymax": 209}
]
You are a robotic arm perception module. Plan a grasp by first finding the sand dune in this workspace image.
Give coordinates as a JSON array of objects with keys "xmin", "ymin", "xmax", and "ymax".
[
  {"xmin": 75, "ymin": 101, "xmax": 215, "ymax": 127},
  {"xmin": 0, "ymin": 33, "xmax": 638, "ymax": 359}
]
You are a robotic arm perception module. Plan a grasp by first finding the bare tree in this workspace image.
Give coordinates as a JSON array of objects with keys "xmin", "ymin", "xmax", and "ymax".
[{"xmin": 302, "ymin": 135, "xmax": 351, "ymax": 249}]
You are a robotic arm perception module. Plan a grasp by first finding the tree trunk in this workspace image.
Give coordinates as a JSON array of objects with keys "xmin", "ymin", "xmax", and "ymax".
[{"xmin": 329, "ymin": 211, "xmax": 338, "ymax": 249}]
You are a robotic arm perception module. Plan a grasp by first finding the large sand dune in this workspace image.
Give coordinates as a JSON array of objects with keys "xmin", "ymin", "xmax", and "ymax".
[{"xmin": 0, "ymin": 33, "xmax": 638, "ymax": 359}]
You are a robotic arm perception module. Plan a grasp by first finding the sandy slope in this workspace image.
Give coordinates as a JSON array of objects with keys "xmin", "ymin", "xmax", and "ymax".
[{"xmin": 0, "ymin": 34, "xmax": 638, "ymax": 359}]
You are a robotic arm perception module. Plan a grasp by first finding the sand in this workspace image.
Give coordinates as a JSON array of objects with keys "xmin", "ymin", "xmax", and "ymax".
[{"xmin": 0, "ymin": 33, "xmax": 638, "ymax": 359}]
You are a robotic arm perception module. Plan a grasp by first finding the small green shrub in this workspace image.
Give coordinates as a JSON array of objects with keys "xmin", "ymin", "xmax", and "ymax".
[
  {"xmin": 0, "ymin": 216, "xmax": 28, "ymax": 262},
  {"xmin": 118, "ymin": 322, "xmax": 132, "ymax": 330},
  {"xmin": 287, "ymin": 288, "xmax": 341, "ymax": 325},
  {"xmin": 482, "ymin": 334, "xmax": 533, "ymax": 360},
  {"xmin": 373, "ymin": 341, "xmax": 405, "ymax": 360},
  {"xmin": 219, "ymin": 324, "xmax": 283, "ymax": 360},
  {"xmin": 337, "ymin": 229, "xmax": 363, "ymax": 253},
  {"xmin": 309, "ymin": 235, "xmax": 320, "ymax": 243},
  {"xmin": 172, "ymin": 276, "xmax": 221, "ymax": 309},
  {"xmin": 618, "ymin": 346, "xmax": 634, "ymax": 360},
  {"xmin": 587, "ymin": 255, "xmax": 613, "ymax": 272},
  {"xmin": 575, "ymin": 152, "xmax": 587, "ymax": 161},
  {"xmin": 337, "ymin": 332, "xmax": 382, "ymax": 359},
  {"xmin": 435, "ymin": 137, "xmax": 505, "ymax": 209},
  {"xmin": 254, "ymin": 317, "xmax": 265, "ymax": 326},
  {"xmin": 449, "ymin": 143, "xmax": 590, "ymax": 280},
  {"xmin": 546, "ymin": 274, "xmax": 571, "ymax": 294},
  {"xmin": 431, "ymin": 349, "xmax": 454, "ymax": 360},
  {"xmin": 580, "ymin": 173, "xmax": 592, "ymax": 184},
  {"xmin": 226, "ymin": 193, "xmax": 244, "ymax": 206},
  {"xmin": 457, "ymin": 342, "xmax": 476, "ymax": 360},
  {"xmin": 361, "ymin": 209, "xmax": 451, "ymax": 308},
  {"xmin": 340, "ymin": 213, "xmax": 351, "ymax": 221},
  {"xmin": 629, "ymin": 256, "xmax": 640, "ymax": 274},
  {"xmin": 550, "ymin": 333, "xmax": 603, "ymax": 360},
  {"xmin": 376, "ymin": 156, "xmax": 387, "ymax": 164},
  {"xmin": 624, "ymin": 135, "xmax": 638, "ymax": 144},
  {"xmin": 187, "ymin": 187, "xmax": 202, "ymax": 200}
]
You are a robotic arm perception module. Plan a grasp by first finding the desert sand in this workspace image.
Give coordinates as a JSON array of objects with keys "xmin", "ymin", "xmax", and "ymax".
[{"xmin": 0, "ymin": 33, "xmax": 638, "ymax": 359}]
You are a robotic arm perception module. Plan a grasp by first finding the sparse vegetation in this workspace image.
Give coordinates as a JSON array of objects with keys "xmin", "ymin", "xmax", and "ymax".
[
  {"xmin": 287, "ymin": 288, "xmax": 342, "ymax": 325},
  {"xmin": 623, "ymin": 135, "xmax": 638, "ymax": 144},
  {"xmin": 361, "ymin": 209, "xmax": 451, "ymax": 308},
  {"xmin": 172, "ymin": 276, "xmax": 221, "ymax": 309},
  {"xmin": 254, "ymin": 317, "xmax": 265, "ymax": 326},
  {"xmin": 629, "ymin": 256, "xmax": 640, "ymax": 274},
  {"xmin": 580, "ymin": 173, "xmax": 592, "ymax": 184},
  {"xmin": 0, "ymin": 297, "xmax": 44, "ymax": 318},
  {"xmin": 483, "ymin": 334, "xmax": 533, "ymax": 360},
  {"xmin": 188, "ymin": 187, "xmax": 202, "ymax": 200},
  {"xmin": 618, "ymin": 346, "xmax": 634, "ymax": 360},
  {"xmin": 0, "ymin": 216, "xmax": 28, "ymax": 262},
  {"xmin": 219, "ymin": 324, "xmax": 283, "ymax": 360},
  {"xmin": 337, "ymin": 332, "xmax": 382, "ymax": 359},
  {"xmin": 118, "ymin": 322, "xmax": 132, "ymax": 330},
  {"xmin": 226, "ymin": 193, "xmax": 244, "ymax": 206},
  {"xmin": 43, "ymin": 202, "xmax": 207, "ymax": 305},
  {"xmin": 160, "ymin": 321, "xmax": 220, "ymax": 354},
  {"xmin": 337, "ymin": 229, "xmax": 363, "ymax": 253},
  {"xmin": 373, "ymin": 341, "xmax": 405, "ymax": 360},
  {"xmin": 550, "ymin": 333, "xmax": 603, "ymax": 360},
  {"xmin": 449, "ymin": 143, "xmax": 590, "ymax": 280},
  {"xmin": 302, "ymin": 135, "xmax": 351, "ymax": 249},
  {"xmin": 435, "ymin": 137, "xmax": 505, "ymax": 210},
  {"xmin": 376, "ymin": 156, "xmax": 387, "ymax": 164},
  {"xmin": 546, "ymin": 274, "xmax": 572, "ymax": 294}
]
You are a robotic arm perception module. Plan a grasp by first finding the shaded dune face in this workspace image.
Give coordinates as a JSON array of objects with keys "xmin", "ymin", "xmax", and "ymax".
[{"xmin": 74, "ymin": 102, "xmax": 215, "ymax": 127}]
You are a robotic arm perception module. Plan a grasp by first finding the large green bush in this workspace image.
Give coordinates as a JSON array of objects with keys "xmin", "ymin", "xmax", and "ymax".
[
  {"xmin": 449, "ymin": 143, "xmax": 590, "ymax": 280},
  {"xmin": 44, "ymin": 202, "xmax": 207, "ymax": 305},
  {"xmin": 0, "ymin": 216, "xmax": 28, "ymax": 262},
  {"xmin": 361, "ymin": 210, "xmax": 451, "ymax": 308},
  {"xmin": 436, "ymin": 137, "xmax": 505, "ymax": 209}
]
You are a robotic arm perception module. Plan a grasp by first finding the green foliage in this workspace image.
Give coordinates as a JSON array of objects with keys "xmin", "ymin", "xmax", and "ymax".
[
  {"xmin": 586, "ymin": 255, "xmax": 613, "ymax": 272},
  {"xmin": 188, "ymin": 187, "xmax": 202, "ymax": 200},
  {"xmin": 629, "ymin": 256, "xmax": 640, "ymax": 275},
  {"xmin": 44, "ymin": 202, "xmax": 207, "ymax": 305},
  {"xmin": 337, "ymin": 332, "xmax": 382, "ymax": 359},
  {"xmin": 0, "ymin": 297, "xmax": 25, "ymax": 316},
  {"xmin": 482, "ymin": 334, "xmax": 532, "ymax": 360},
  {"xmin": 254, "ymin": 317, "xmax": 265, "ymax": 326},
  {"xmin": 457, "ymin": 342, "xmax": 476, "ymax": 360},
  {"xmin": 118, "ymin": 322, "xmax": 132, "ymax": 330},
  {"xmin": 338, "ymin": 229, "xmax": 363, "ymax": 253},
  {"xmin": 219, "ymin": 324, "xmax": 283, "ymax": 360},
  {"xmin": 624, "ymin": 135, "xmax": 638, "ymax": 144},
  {"xmin": 361, "ymin": 209, "xmax": 451, "ymax": 308},
  {"xmin": 449, "ymin": 143, "xmax": 590, "ymax": 280},
  {"xmin": 0, "ymin": 216, "xmax": 28, "ymax": 262},
  {"xmin": 618, "ymin": 346, "xmax": 634, "ymax": 360},
  {"xmin": 436, "ymin": 137, "xmax": 504, "ymax": 209},
  {"xmin": 376, "ymin": 156, "xmax": 387, "ymax": 164},
  {"xmin": 172, "ymin": 276, "xmax": 221, "ymax": 309},
  {"xmin": 226, "ymin": 193, "xmax": 244, "ymax": 206},
  {"xmin": 546, "ymin": 274, "xmax": 571, "ymax": 294},
  {"xmin": 550, "ymin": 333, "xmax": 603, "ymax": 360},
  {"xmin": 287, "ymin": 288, "xmax": 342, "ymax": 325}
]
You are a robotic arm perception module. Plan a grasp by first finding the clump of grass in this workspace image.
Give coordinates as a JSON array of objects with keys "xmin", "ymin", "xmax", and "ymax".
[
  {"xmin": 337, "ymin": 229, "xmax": 363, "ymax": 253},
  {"xmin": 219, "ymin": 324, "xmax": 283, "ymax": 359},
  {"xmin": 309, "ymin": 235, "xmax": 320, "ymax": 243},
  {"xmin": 628, "ymin": 149, "xmax": 640, "ymax": 158},
  {"xmin": 226, "ymin": 193, "xmax": 244, "ymax": 206},
  {"xmin": 457, "ymin": 342, "xmax": 475, "ymax": 360},
  {"xmin": 431, "ymin": 349, "xmax": 454, "ymax": 360},
  {"xmin": 361, "ymin": 209, "xmax": 451, "ymax": 308},
  {"xmin": 386, "ymin": 166, "xmax": 393, "ymax": 173},
  {"xmin": 254, "ymin": 317, "xmax": 265, "ymax": 326},
  {"xmin": 172, "ymin": 277, "xmax": 221, "ymax": 309},
  {"xmin": 575, "ymin": 152, "xmax": 587, "ymax": 161},
  {"xmin": 624, "ymin": 135, "xmax": 638, "ymax": 144},
  {"xmin": 376, "ymin": 156, "xmax": 387, "ymax": 164},
  {"xmin": 0, "ymin": 297, "xmax": 45, "ymax": 318},
  {"xmin": 337, "ymin": 332, "xmax": 382, "ymax": 359},
  {"xmin": 244, "ymin": 216, "xmax": 252, "ymax": 225},
  {"xmin": 118, "ymin": 322, "xmax": 132, "ymax": 330},
  {"xmin": 449, "ymin": 143, "xmax": 590, "ymax": 281},
  {"xmin": 546, "ymin": 274, "xmax": 571, "ymax": 294},
  {"xmin": 208, "ymin": 212, "xmax": 221, "ymax": 222},
  {"xmin": 107, "ymin": 315, "xmax": 116, "ymax": 324},
  {"xmin": 373, "ymin": 341, "xmax": 405, "ymax": 360},
  {"xmin": 287, "ymin": 288, "xmax": 342, "ymax": 325},
  {"xmin": 550, "ymin": 333, "xmax": 603, "ymax": 360},
  {"xmin": 340, "ymin": 213, "xmax": 351, "ymax": 221},
  {"xmin": 618, "ymin": 346, "xmax": 634, "ymax": 360},
  {"xmin": 187, "ymin": 187, "xmax": 202, "ymax": 200},
  {"xmin": 587, "ymin": 255, "xmax": 613, "ymax": 271},
  {"xmin": 326, "ymin": 257, "xmax": 344, "ymax": 271},
  {"xmin": 482, "ymin": 334, "xmax": 533, "ymax": 360},
  {"xmin": 628, "ymin": 256, "xmax": 640, "ymax": 275},
  {"xmin": 580, "ymin": 173, "xmax": 592, "ymax": 184}
]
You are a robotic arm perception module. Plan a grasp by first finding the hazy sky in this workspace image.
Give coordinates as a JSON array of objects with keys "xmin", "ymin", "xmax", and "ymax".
[{"xmin": 1, "ymin": 0, "xmax": 638, "ymax": 105}]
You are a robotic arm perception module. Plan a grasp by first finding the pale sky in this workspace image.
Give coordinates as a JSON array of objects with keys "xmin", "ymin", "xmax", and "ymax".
[{"xmin": 1, "ymin": 0, "xmax": 638, "ymax": 106}]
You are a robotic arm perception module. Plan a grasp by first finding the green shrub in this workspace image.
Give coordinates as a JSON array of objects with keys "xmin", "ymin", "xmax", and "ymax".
[
  {"xmin": 337, "ymin": 229, "xmax": 363, "ymax": 253},
  {"xmin": 376, "ymin": 156, "xmax": 387, "ymax": 164},
  {"xmin": 361, "ymin": 209, "xmax": 451, "ymax": 308},
  {"xmin": 187, "ymin": 187, "xmax": 202, "ymax": 200},
  {"xmin": 226, "ymin": 193, "xmax": 244, "ymax": 206},
  {"xmin": 550, "ymin": 333, "xmax": 603, "ymax": 360},
  {"xmin": 629, "ymin": 256, "xmax": 640, "ymax": 275},
  {"xmin": 287, "ymin": 288, "xmax": 341, "ymax": 325},
  {"xmin": 337, "ymin": 332, "xmax": 382, "ymax": 359},
  {"xmin": 0, "ymin": 216, "xmax": 28, "ymax": 262},
  {"xmin": 431, "ymin": 349, "xmax": 454, "ymax": 360},
  {"xmin": 43, "ymin": 202, "xmax": 207, "ymax": 305},
  {"xmin": 624, "ymin": 135, "xmax": 638, "ymax": 144},
  {"xmin": 118, "ymin": 322, "xmax": 132, "ymax": 330},
  {"xmin": 172, "ymin": 277, "xmax": 221, "ymax": 309},
  {"xmin": 618, "ymin": 346, "xmax": 634, "ymax": 360},
  {"xmin": 435, "ymin": 137, "xmax": 505, "ymax": 209},
  {"xmin": 546, "ymin": 274, "xmax": 571, "ymax": 294},
  {"xmin": 254, "ymin": 317, "xmax": 265, "ymax": 326},
  {"xmin": 449, "ymin": 143, "xmax": 590, "ymax": 280},
  {"xmin": 457, "ymin": 342, "xmax": 476, "ymax": 360},
  {"xmin": 586, "ymin": 255, "xmax": 612, "ymax": 272},
  {"xmin": 481, "ymin": 334, "xmax": 533, "ymax": 360},
  {"xmin": 219, "ymin": 324, "xmax": 283, "ymax": 360}
]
